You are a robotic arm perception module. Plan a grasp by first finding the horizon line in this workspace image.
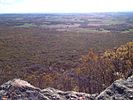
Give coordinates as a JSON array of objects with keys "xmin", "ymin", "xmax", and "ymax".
[{"xmin": 0, "ymin": 11, "xmax": 133, "ymax": 14}]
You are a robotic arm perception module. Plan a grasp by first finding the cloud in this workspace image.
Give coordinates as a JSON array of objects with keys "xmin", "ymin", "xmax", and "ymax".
[
  {"xmin": 0, "ymin": 0, "xmax": 19, "ymax": 4},
  {"xmin": 0, "ymin": 0, "xmax": 133, "ymax": 13}
]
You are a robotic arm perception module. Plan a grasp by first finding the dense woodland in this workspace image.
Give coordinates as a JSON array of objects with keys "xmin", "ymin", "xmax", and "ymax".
[
  {"xmin": 1, "ymin": 41, "xmax": 133, "ymax": 93},
  {"xmin": 0, "ymin": 13, "xmax": 133, "ymax": 93}
]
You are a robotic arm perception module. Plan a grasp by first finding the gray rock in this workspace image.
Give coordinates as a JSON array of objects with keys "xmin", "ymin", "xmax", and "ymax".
[
  {"xmin": 0, "ymin": 79, "xmax": 96, "ymax": 100},
  {"xmin": 96, "ymin": 76, "xmax": 133, "ymax": 100},
  {"xmin": 1, "ymin": 75, "xmax": 133, "ymax": 100}
]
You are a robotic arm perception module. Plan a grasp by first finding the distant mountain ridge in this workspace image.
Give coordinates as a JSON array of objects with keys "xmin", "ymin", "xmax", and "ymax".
[{"xmin": 1, "ymin": 75, "xmax": 133, "ymax": 100}]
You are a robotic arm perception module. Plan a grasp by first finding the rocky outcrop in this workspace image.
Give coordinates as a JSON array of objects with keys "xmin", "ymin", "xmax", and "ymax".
[
  {"xmin": 96, "ymin": 75, "xmax": 133, "ymax": 100},
  {"xmin": 1, "ymin": 75, "xmax": 133, "ymax": 100},
  {"xmin": 0, "ymin": 79, "xmax": 96, "ymax": 100}
]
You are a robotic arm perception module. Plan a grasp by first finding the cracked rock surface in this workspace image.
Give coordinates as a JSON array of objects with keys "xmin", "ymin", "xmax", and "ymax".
[
  {"xmin": 1, "ymin": 76, "xmax": 133, "ymax": 100},
  {"xmin": 96, "ymin": 76, "xmax": 133, "ymax": 100},
  {"xmin": 0, "ymin": 79, "xmax": 96, "ymax": 100}
]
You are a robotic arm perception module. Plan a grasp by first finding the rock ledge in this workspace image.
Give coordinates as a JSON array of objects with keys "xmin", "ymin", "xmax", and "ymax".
[{"xmin": 1, "ymin": 76, "xmax": 133, "ymax": 100}]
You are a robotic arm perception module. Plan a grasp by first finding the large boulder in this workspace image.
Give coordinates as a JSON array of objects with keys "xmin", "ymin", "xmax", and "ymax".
[{"xmin": 96, "ymin": 76, "xmax": 133, "ymax": 100}]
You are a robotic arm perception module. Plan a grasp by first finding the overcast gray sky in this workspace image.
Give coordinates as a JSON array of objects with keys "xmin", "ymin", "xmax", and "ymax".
[{"xmin": 0, "ymin": 0, "xmax": 133, "ymax": 13}]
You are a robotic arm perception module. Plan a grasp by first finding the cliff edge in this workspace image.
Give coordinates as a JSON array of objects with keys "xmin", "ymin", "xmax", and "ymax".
[{"xmin": 1, "ymin": 75, "xmax": 133, "ymax": 100}]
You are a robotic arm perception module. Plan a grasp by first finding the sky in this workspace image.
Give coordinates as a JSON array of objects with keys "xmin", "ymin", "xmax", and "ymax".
[{"xmin": 0, "ymin": 0, "xmax": 133, "ymax": 13}]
